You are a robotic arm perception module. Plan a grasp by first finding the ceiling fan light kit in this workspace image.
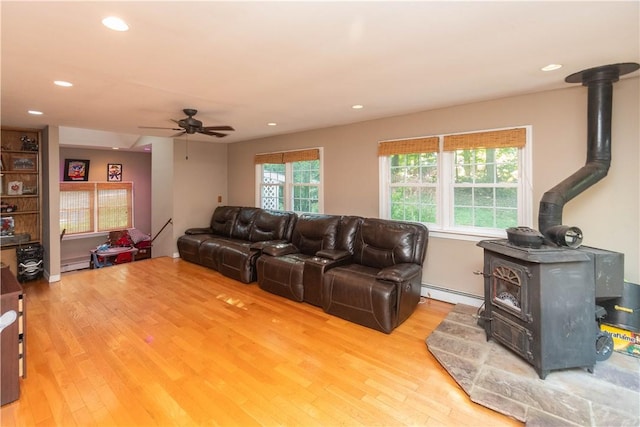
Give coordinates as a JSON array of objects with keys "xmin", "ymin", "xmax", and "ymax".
[{"xmin": 140, "ymin": 109, "xmax": 235, "ymax": 138}]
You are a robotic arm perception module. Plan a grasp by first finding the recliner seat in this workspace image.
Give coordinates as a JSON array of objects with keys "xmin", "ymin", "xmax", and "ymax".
[
  {"xmin": 256, "ymin": 214, "xmax": 343, "ymax": 302},
  {"xmin": 321, "ymin": 218, "xmax": 428, "ymax": 333}
]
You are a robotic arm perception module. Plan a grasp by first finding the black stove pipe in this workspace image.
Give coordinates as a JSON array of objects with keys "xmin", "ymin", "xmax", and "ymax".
[{"xmin": 538, "ymin": 62, "xmax": 640, "ymax": 247}]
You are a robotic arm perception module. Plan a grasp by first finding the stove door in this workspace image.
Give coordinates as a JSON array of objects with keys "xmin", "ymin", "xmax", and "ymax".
[{"xmin": 489, "ymin": 257, "xmax": 532, "ymax": 323}]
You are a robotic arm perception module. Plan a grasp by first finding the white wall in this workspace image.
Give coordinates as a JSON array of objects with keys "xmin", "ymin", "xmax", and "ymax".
[
  {"xmin": 42, "ymin": 126, "xmax": 61, "ymax": 281},
  {"xmin": 227, "ymin": 78, "xmax": 639, "ymax": 297},
  {"xmin": 169, "ymin": 139, "xmax": 228, "ymax": 256}
]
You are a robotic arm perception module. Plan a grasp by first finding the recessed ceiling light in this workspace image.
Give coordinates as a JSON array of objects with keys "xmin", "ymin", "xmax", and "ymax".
[
  {"xmin": 541, "ymin": 64, "xmax": 563, "ymax": 72},
  {"xmin": 267, "ymin": 122, "xmax": 277, "ymax": 126},
  {"xmin": 28, "ymin": 110, "xmax": 43, "ymax": 115},
  {"xmin": 102, "ymin": 16, "xmax": 129, "ymax": 31},
  {"xmin": 112, "ymin": 147, "xmax": 120, "ymax": 150},
  {"xmin": 352, "ymin": 104, "xmax": 364, "ymax": 110},
  {"xmin": 54, "ymin": 80, "xmax": 73, "ymax": 87}
]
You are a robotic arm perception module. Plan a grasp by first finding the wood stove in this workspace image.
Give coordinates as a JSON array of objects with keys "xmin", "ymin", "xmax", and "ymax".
[
  {"xmin": 477, "ymin": 62, "xmax": 637, "ymax": 379},
  {"xmin": 478, "ymin": 239, "xmax": 598, "ymax": 379}
]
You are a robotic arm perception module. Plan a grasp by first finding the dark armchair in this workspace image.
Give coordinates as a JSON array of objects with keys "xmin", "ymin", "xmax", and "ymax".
[{"xmin": 321, "ymin": 218, "xmax": 429, "ymax": 333}]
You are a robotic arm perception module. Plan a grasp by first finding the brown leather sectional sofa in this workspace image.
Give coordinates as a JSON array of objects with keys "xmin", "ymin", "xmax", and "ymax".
[
  {"xmin": 177, "ymin": 206, "xmax": 429, "ymax": 333},
  {"xmin": 177, "ymin": 207, "xmax": 297, "ymax": 283}
]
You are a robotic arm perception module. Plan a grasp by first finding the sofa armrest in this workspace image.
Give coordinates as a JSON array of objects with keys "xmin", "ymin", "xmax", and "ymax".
[
  {"xmin": 262, "ymin": 242, "xmax": 299, "ymax": 257},
  {"xmin": 185, "ymin": 227, "xmax": 214, "ymax": 235},
  {"xmin": 377, "ymin": 263, "xmax": 422, "ymax": 284},
  {"xmin": 303, "ymin": 254, "xmax": 352, "ymax": 307},
  {"xmin": 315, "ymin": 249, "xmax": 351, "ymax": 261}
]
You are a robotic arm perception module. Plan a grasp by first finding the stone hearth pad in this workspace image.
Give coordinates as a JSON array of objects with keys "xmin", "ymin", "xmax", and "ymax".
[{"xmin": 426, "ymin": 304, "xmax": 640, "ymax": 426}]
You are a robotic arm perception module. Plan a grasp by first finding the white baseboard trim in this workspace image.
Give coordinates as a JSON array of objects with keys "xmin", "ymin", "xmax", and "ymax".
[
  {"xmin": 421, "ymin": 283, "xmax": 483, "ymax": 307},
  {"xmin": 61, "ymin": 260, "xmax": 90, "ymax": 273}
]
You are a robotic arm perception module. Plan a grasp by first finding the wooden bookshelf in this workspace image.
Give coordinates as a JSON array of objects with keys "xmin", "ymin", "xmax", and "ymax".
[{"xmin": 1, "ymin": 128, "xmax": 42, "ymax": 273}]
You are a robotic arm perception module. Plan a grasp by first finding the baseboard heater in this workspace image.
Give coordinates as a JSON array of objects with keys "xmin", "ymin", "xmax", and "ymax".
[
  {"xmin": 61, "ymin": 259, "xmax": 90, "ymax": 272},
  {"xmin": 421, "ymin": 283, "xmax": 483, "ymax": 307}
]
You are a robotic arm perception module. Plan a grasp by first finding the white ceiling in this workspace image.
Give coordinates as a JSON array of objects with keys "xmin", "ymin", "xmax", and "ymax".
[{"xmin": 1, "ymin": 1, "xmax": 639, "ymax": 149}]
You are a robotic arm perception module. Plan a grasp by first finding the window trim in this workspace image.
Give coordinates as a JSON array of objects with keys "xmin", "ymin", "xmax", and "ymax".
[{"xmin": 379, "ymin": 126, "xmax": 532, "ymax": 240}]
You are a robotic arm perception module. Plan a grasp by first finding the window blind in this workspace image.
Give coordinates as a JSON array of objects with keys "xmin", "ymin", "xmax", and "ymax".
[
  {"xmin": 283, "ymin": 148, "xmax": 319, "ymax": 163},
  {"xmin": 378, "ymin": 137, "xmax": 439, "ymax": 156},
  {"xmin": 255, "ymin": 152, "xmax": 284, "ymax": 164},
  {"xmin": 97, "ymin": 183, "xmax": 133, "ymax": 231},
  {"xmin": 60, "ymin": 182, "xmax": 133, "ymax": 234},
  {"xmin": 443, "ymin": 128, "xmax": 526, "ymax": 151},
  {"xmin": 255, "ymin": 148, "xmax": 320, "ymax": 164},
  {"xmin": 60, "ymin": 183, "xmax": 94, "ymax": 234}
]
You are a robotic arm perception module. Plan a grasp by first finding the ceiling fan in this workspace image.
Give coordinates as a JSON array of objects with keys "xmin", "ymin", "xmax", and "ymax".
[{"xmin": 140, "ymin": 108, "xmax": 235, "ymax": 138}]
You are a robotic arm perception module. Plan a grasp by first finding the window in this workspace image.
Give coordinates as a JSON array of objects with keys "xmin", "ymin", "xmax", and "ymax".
[
  {"xmin": 379, "ymin": 127, "xmax": 531, "ymax": 238},
  {"xmin": 255, "ymin": 148, "xmax": 323, "ymax": 213},
  {"xmin": 60, "ymin": 182, "xmax": 133, "ymax": 235}
]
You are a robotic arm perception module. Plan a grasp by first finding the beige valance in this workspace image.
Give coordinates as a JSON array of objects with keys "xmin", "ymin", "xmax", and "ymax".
[
  {"xmin": 283, "ymin": 148, "xmax": 320, "ymax": 163},
  {"xmin": 378, "ymin": 137, "xmax": 439, "ymax": 156},
  {"xmin": 443, "ymin": 128, "xmax": 526, "ymax": 151},
  {"xmin": 60, "ymin": 182, "xmax": 95, "ymax": 191},
  {"xmin": 255, "ymin": 148, "xmax": 320, "ymax": 164},
  {"xmin": 255, "ymin": 152, "xmax": 284, "ymax": 164}
]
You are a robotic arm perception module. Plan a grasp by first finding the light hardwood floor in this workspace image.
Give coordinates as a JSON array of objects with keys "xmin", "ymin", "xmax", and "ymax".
[{"xmin": 1, "ymin": 257, "xmax": 521, "ymax": 426}]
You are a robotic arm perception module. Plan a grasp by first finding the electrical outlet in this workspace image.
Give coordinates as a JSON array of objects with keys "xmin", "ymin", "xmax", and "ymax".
[{"xmin": 217, "ymin": 195, "xmax": 222, "ymax": 203}]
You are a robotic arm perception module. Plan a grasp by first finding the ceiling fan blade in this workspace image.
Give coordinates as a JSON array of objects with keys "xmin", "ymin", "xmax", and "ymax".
[
  {"xmin": 139, "ymin": 126, "xmax": 183, "ymax": 131},
  {"xmin": 202, "ymin": 125, "xmax": 235, "ymax": 131},
  {"xmin": 198, "ymin": 129, "xmax": 228, "ymax": 137},
  {"xmin": 145, "ymin": 111, "xmax": 234, "ymax": 138}
]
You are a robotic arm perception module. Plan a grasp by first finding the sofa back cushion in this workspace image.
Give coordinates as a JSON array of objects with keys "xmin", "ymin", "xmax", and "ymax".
[
  {"xmin": 291, "ymin": 214, "xmax": 341, "ymax": 255},
  {"xmin": 249, "ymin": 209, "xmax": 296, "ymax": 242},
  {"xmin": 354, "ymin": 219, "xmax": 428, "ymax": 268},
  {"xmin": 210, "ymin": 206, "xmax": 240, "ymax": 237},
  {"xmin": 231, "ymin": 207, "xmax": 261, "ymax": 240},
  {"xmin": 337, "ymin": 216, "xmax": 363, "ymax": 255}
]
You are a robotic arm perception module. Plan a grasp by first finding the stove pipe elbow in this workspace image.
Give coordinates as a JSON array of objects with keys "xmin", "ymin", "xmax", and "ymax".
[{"xmin": 538, "ymin": 63, "xmax": 639, "ymax": 247}]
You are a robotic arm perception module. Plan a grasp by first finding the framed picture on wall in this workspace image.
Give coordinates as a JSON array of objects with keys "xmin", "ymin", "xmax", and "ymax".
[
  {"xmin": 63, "ymin": 159, "xmax": 90, "ymax": 181},
  {"xmin": 108, "ymin": 163, "xmax": 123, "ymax": 182}
]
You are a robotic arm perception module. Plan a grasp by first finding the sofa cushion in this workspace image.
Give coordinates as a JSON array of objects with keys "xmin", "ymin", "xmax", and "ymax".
[
  {"xmin": 354, "ymin": 219, "xmax": 420, "ymax": 269},
  {"xmin": 337, "ymin": 216, "xmax": 363, "ymax": 254},
  {"xmin": 231, "ymin": 207, "xmax": 260, "ymax": 240},
  {"xmin": 249, "ymin": 209, "xmax": 295, "ymax": 242},
  {"xmin": 218, "ymin": 239, "xmax": 258, "ymax": 283},
  {"xmin": 210, "ymin": 206, "xmax": 240, "ymax": 236},
  {"xmin": 177, "ymin": 233, "xmax": 213, "ymax": 264},
  {"xmin": 128, "ymin": 228, "xmax": 151, "ymax": 244},
  {"xmin": 198, "ymin": 237, "xmax": 230, "ymax": 270},
  {"xmin": 256, "ymin": 253, "xmax": 311, "ymax": 302},
  {"xmin": 322, "ymin": 263, "xmax": 398, "ymax": 333},
  {"xmin": 291, "ymin": 214, "xmax": 341, "ymax": 256}
]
